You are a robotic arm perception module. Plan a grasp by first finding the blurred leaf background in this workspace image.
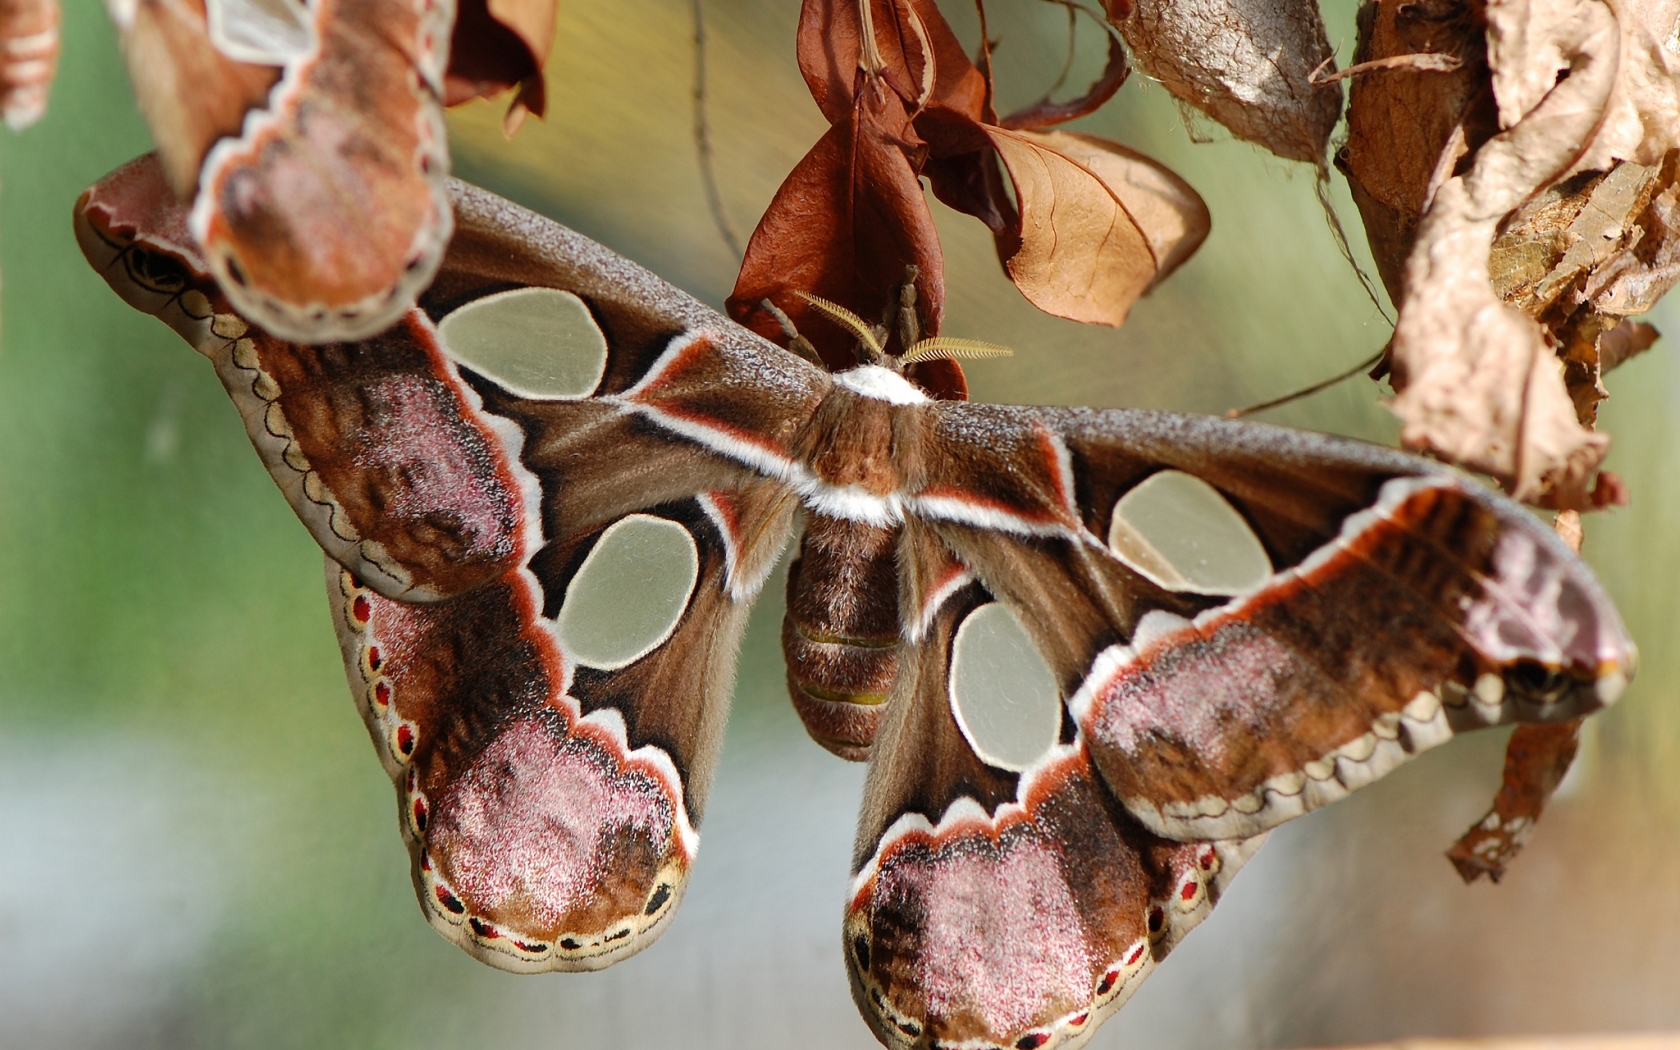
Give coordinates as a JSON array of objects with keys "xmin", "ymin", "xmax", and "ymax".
[{"xmin": 1, "ymin": 2, "xmax": 1676, "ymax": 1048}]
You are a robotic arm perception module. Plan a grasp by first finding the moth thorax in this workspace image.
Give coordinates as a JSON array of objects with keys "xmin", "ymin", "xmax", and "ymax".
[
  {"xmin": 803, "ymin": 385, "xmax": 904, "ymax": 496},
  {"xmin": 782, "ymin": 514, "xmax": 903, "ymax": 761},
  {"xmin": 832, "ymin": 365, "xmax": 929, "ymax": 405}
]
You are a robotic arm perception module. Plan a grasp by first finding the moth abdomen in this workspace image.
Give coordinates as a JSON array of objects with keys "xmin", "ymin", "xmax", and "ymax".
[
  {"xmin": 782, "ymin": 634, "xmax": 898, "ymax": 762},
  {"xmin": 783, "ymin": 514, "xmax": 905, "ymax": 760}
]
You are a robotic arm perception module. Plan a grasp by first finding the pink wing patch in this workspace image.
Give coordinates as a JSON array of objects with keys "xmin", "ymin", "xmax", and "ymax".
[
  {"xmin": 76, "ymin": 155, "xmax": 527, "ymax": 603},
  {"xmin": 428, "ymin": 717, "xmax": 677, "ymax": 932},
  {"xmin": 330, "ymin": 564, "xmax": 696, "ymax": 973},
  {"xmin": 847, "ymin": 746, "xmax": 1254, "ymax": 1050},
  {"xmin": 1076, "ymin": 475, "xmax": 1636, "ymax": 844}
]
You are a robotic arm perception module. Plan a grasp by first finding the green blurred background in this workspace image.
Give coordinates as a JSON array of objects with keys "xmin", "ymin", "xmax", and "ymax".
[{"xmin": 1, "ymin": 2, "xmax": 1675, "ymax": 1048}]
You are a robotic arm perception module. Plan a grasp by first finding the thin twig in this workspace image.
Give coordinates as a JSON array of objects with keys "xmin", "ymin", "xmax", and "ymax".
[
  {"xmin": 1316, "ymin": 175, "xmax": 1393, "ymax": 325},
  {"xmin": 1033, "ymin": 0, "xmax": 1120, "ymax": 36},
  {"xmin": 1225, "ymin": 346, "xmax": 1388, "ymax": 418},
  {"xmin": 691, "ymin": 0, "xmax": 742, "ymax": 260},
  {"xmin": 1309, "ymin": 52, "xmax": 1462, "ymax": 86}
]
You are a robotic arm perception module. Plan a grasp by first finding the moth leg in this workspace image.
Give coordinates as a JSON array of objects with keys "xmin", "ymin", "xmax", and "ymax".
[
  {"xmin": 757, "ymin": 297, "xmax": 826, "ymax": 366},
  {"xmin": 890, "ymin": 263, "xmax": 921, "ymax": 355},
  {"xmin": 1446, "ymin": 720, "xmax": 1584, "ymax": 883}
]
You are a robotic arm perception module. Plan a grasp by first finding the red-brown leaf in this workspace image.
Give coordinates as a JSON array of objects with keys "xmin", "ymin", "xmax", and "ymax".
[
  {"xmin": 727, "ymin": 87, "xmax": 945, "ymax": 375},
  {"xmin": 925, "ymin": 148, "xmax": 1012, "ymax": 234},
  {"xmin": 446, "ymin": 0, "xmax": 555, "ymax": 130},
  {"xmin": 998, "ymin": 32, "xmax": 1129, "ymax": 131},
  {"xmin": 797, "ymin": 0, "xmax": 987, "ymax": 127}
]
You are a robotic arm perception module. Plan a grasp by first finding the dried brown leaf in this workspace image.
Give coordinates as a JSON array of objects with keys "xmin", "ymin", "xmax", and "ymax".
[
  {"xmin": 487, "ymin": 0, "xmax": 554, "ymax": 59},
  {"xmin": 1103, "ymin": 0, "xmax": 1343, "ymax": 164},
  {"xmin": 798, "ymin": 0, "xmax": 985, "ymax": 129},
  {"xmin": 1487, "ymin": 0, "xmax": 1680, "ymax": 173},
  {"xmin": 1388, "ymin": 0, "xmax": 1623, "ymax": 506},
  {"xmin": 985, "ymin": 128, "xmax": 1208, "ymax": 326},
  {"xmin": 1484, "ymin": 158, "xmax": 1677, "ymax": 429},
  {"xmin": 729, "ymin": 0, "xmax": 1011, "ymax": 399},
  {"xmin": 997, "ymin": 31, "xmax": 1129, "ymax": 131},
  {"xmin": 1598, "ymin": 317, "xmax": 1659, "ymax": 371},
  {"xmin": 1582, "ymin": 153, "xmax": 1680, "ymax": 315},
  {"xmin": 1346, "ymin": 0, "xmax": 1680, "ymax": 506},
  {"xmin": 735, "ymin": 0, "xmax": 1204, "ymax": 394},
  {"xmin": 1339, "ymin": 0, "xmax": 1496, "ymax": 300}
]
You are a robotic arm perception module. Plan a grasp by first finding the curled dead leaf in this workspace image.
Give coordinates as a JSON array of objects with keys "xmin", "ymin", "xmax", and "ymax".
[
  {"xmin": 1352, "ymin": 0, "xmax": 1680, "ymax": 506},
  {"xmin": 986, "ymin": 128, "xmax": 1210, "ymax": 326},
  {"xmin": 728, "ymin": 79, "xmax": 948, "ymax": 378},
  {"xmin": 729, "ymin": 0, "xmax": 1207, "ymax": 397},
  {"xmin": 1597, "ymin": 318, "xmax": 1660, "ymax": 371},
  {"xmin": 1487, "ymin": 0, "xmax": 1680, "ymax": 173},
  {"xmin": 726, "ymin": 0, "xmax": 958, "ymax": 381},
  {"xmin": 1490, "ymin": 157, "xmax": 1677, "ymax": 427},
  {"xmin": 732, "ymin": 0, "xmax": 1209, "ymax": 377},
  {"xmin": 1573, "ymin": 155, "xmax": 1680, "ymax": 317},
  {"xmin": 1103, "ymin": 0, "xmax": 1343, "ymax": 164},
  {"xmin": 1388, "ymin": 0, "xmax": 1622, "ymax": 506},
  {"xmin": 997, "ymin": 31, "xmax": 1130, "ymax": 131}
]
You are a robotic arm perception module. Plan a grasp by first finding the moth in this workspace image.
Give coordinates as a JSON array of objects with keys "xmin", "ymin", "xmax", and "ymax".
[{"xmin": 77, "ymin": 152, "xmax": 1636, "ymax": 1050}]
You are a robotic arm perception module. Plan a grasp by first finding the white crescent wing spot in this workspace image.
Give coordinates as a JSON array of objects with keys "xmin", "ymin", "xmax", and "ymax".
[
  {"xmin": 1108, "ymin": 470, "xmax": 1272, "ymax": 595},
  {"xmin": 439, "ymin": 287, "xmax": 610, "ymax": 400},
  {"xmin": 949, "ymin": 603, "xmax": 1062, "ymax": 772},
  {"xmin": 556, "ymin": 515, "xmax": 699, "ymax": 670}
]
